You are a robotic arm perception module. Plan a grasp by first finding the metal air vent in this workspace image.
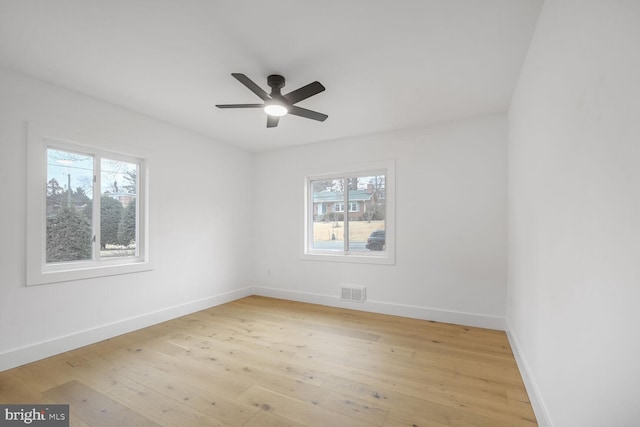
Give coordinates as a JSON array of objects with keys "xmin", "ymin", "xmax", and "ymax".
[{"xmin": 341, "ymin": 286, "xmax": 366, "ymax": 303}]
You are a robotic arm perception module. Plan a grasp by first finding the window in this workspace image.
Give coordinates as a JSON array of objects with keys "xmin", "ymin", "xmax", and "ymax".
[
  {"xmin": 27, "ymin": 124, "xmax": 150, "ymax": 285},
  {"xmin": 335, "ymin": 202, "xmax": 359, "ymax": 213},
  {"xmin": 304, "ymin": 161, "xmax": 394, "ymax": 264}
]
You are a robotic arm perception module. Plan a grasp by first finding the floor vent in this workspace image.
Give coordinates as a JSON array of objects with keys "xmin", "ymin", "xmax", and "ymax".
[{"xmin": 341, "ymin": 286, "xmax": 366, "ymax": 303}]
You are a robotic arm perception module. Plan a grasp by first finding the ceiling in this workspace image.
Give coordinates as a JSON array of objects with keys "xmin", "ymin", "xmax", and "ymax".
[{"xmin": 0, "ymin": 0, "xmax": 542, "ymax": 152}]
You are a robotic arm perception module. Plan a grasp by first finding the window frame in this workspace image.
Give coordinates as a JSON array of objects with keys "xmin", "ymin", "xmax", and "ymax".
[
  {"xmin": 303, "ymin": 160, "xmax": 395, "ymax": 265},
  {"xmin": 26, "ymin": 123, "xmax": 151, "ymax": 286}
]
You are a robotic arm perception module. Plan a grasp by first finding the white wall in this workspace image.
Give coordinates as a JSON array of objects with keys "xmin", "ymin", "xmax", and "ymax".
[
  {"xmin": 507, "ymin": 1, "xmax": 640, "ymax": 425},
  {"xmin": 0, "ymin": 68, "xmax": 254, "ymax": 370},
  {"xmin": 253, "ymin": 115, "xmax": 508, "ymax": 328}
]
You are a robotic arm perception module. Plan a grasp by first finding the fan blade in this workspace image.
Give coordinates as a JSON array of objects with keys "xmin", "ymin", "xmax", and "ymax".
[
  {"xmin": 231, "ymin": 73, "xmax": 271, "ymax": 101},
  {"xmin": 288, "ymin": 105, "xmax": 328, "ymax": 122},
  {"xmin": 283, "ymin": 81, "xmax": 325, "ymax": 104},
  {"xmin": 266, "ymin": 115, "xmax": 279, "ymax": 128},
  {"xmin": 216, "ymin": 104, "xmax": 264, "ymax": 108}
]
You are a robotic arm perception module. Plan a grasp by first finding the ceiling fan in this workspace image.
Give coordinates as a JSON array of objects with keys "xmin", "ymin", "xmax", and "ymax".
[{"xmin": 216, "ymin": 73, "xmax": 328, "ymax": 128}]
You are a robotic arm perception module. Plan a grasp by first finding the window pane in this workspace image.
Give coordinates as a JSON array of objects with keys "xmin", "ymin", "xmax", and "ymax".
[
  {"xmin": 311, "ymin": 178, "xmax": 344, "ymax": 251},
  {"xmin": 348, "ymin": 174, "xmax": 386, "ymax": 253},
  {"xmin": 46, "ymin": 148, "xmax": 94, "ymax": 263},
  {"xmin": 101, "ymin": 158, "xmax": 137, "ymax": 258}
]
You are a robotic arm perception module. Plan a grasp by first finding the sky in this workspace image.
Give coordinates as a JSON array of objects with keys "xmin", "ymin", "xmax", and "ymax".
[{"xmin": 47, "ymin": 148, "xmax": 137, "ymax": 200}]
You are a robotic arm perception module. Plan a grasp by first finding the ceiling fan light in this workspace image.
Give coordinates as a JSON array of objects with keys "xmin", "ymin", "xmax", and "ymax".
[{"xmin": 264, "ymin": 103, "xmax": 288, "ymax": 117}]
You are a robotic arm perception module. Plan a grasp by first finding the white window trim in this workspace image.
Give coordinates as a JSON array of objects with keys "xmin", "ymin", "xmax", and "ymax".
[
  {"xmin": 302, "ymin": 160, "xmax": 395, "ymax": 265},
  {"xmin": 26, "ymin": 123, "xmax": 152, "ymax": 286}
]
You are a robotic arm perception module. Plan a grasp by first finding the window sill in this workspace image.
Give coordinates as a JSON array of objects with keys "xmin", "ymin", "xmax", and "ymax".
[
  {"xmin": 27, "ymin": 260, "xmax": 153, "ymax": 286},
  {"xmin": 301, "ymin": 251, "xmax": 395, "ymax": 265}
]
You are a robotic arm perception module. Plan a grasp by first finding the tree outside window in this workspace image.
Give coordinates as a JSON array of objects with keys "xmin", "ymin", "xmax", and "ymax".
[{"xmin": 46, "ymin": 148, "xmax": 139, "ymax": 263}]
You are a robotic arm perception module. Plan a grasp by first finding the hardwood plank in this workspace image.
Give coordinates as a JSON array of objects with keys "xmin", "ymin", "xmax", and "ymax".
[
  {"xmin": 237, "ymin": 385, "xmax": 378, "ymax": 427},
  {"xmin": 65, "ymin": 355, "xmax": 232, "ymax": 426},
  {"xmin": 77, "ymin": 348, "xmax": 258, "ymax": 426},
  {"xmin": 242, "ymin": 410, "xmax": 306, "ymax": 427},
  {"xmin": 146, "ymin": 329, "xmax": 390, "ymax": 425},
  {"xmin": 0, "ymin": 296, "xmax": 536, "ymax": 426},
  {"xmin": 10, "ymin": 352, "xmax": 79, "ymax": 393},
  {"xmin": 43, "ymin": 380, "xmax": 161, "ymax": 427},
  {"xmin": 320, "ymin": 373, "xmax": 536, "ymax": 426},
  {"xmin": 0, "ymin": 371, "xmax": 45, "ymax": 403}
]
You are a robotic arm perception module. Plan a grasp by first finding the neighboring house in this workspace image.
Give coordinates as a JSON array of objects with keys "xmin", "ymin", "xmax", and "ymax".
[
  {"xmin": 313, "ymin": 185, "xmax": 382, "ymax": 221},
  {"xmin": 104, "ymin": 191, "xmax": 135, "ymax": 208}
]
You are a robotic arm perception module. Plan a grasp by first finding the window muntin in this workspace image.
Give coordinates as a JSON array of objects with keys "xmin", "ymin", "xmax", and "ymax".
[
  {"xmin": 307, "ymin": 171, "xmax": 388, "ymax": 259},
  {"xmin": 27, "ymin": 123, "xmax": 150, "ymax": 286}
]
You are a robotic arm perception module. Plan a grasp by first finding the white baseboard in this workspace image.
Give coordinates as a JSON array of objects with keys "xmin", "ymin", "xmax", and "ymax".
[
  {"xmin": 0, "ymin": 287, "xmax": 253, "ymax": 372},
  {"xmin": 253, "ymin": 286, "xmax": 506, "ymax": 330},
  {"xmin": 505, "ymin": 319, "xmax": 553, "ymax": 427}
]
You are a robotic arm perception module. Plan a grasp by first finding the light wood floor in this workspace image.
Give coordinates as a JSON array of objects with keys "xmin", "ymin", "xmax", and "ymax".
[{"xmin": 0, "ymin": 296, "xmax": 537, "ymax": 426}]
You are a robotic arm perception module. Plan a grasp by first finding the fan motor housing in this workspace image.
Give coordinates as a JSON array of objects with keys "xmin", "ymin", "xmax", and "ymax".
[{"xmin": 267, "ymin": 74, "xmax": 285, "ymax": 89}]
